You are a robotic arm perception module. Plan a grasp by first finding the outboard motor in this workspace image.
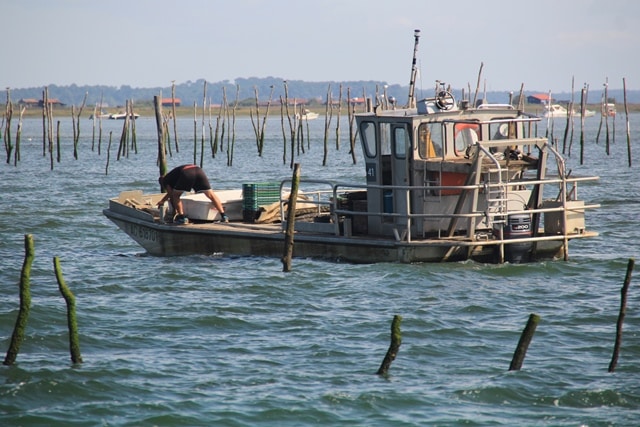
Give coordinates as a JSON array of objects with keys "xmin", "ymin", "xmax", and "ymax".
[{"xmin": 495, "ymin": 214, "xmax": 533, "ymax": 263}]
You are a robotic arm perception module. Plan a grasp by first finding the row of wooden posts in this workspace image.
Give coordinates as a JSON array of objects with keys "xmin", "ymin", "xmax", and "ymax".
[
  {"xmin": 2, "ymin": 82, "xmax": 373, "ymax": 172},
  {"xmin": 546, "ymin": 77, "xmax": 634, "ymax": 167},
  {"xmin": 4, "ymin": 78, "xmax": 634, "ymax": 173},
  {"xmin": 3, "ymin": 233, "xmax": 634, "ymax": 376}
]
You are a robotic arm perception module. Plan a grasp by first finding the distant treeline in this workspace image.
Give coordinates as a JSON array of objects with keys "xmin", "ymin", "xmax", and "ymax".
[{"xmin": 3, "ymin": 76, "xmax": 639, "ymax": 109}]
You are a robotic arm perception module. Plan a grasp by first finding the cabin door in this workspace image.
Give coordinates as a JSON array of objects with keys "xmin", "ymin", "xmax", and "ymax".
[{"xmin": 390, "ymin": 124, "xmax": 410, "ymax": 229}]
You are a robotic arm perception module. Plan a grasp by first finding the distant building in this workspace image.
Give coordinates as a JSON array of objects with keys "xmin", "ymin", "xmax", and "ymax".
[
  {"xmin": 161, "ymin": 98, "xmax": 181, "ymax": 107},
  {"xmin": 527, "ymin": 94, "xmax": 553, "ymax": 105},
  {"xmin": 19, "ymin": 98, "xmax": 39, "ymax": 107},
  {"xmin": 18, "ymin": 98, "xmax": 65, "ymax": 107}
]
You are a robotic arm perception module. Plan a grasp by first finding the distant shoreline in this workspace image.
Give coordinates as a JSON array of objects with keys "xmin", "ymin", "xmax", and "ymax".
[{"xmin": 11, "ymin": 103, "xmax": 640, "ymax": 119}]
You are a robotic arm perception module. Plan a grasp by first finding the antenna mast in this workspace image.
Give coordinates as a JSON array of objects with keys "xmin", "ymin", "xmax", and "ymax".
[{"xmin": 407, "ymin": 29, "xmax": 421, "ymax": 109}]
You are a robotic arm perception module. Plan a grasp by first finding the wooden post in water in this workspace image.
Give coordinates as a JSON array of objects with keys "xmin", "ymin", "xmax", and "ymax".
[
  {"xmin": 623, "ymin": 78, "xmax": 632, "ymax": 167},
  {"xmin": 129, "ymin": 100, "xmax": 138, "ymax": 154},
  {"xmin": 279, "ymin": 95, "xmax": 287, "ymax": 164},
  {"xmin": 53, "ymin": 257, "xmax": 83, "ymax": 364},
  {"xmin": 56, "ymin": 121, "xmax": 61, "ymax": 163},
  {"xmin": 171, "ymin": 81, "xmax": 179, "ymax": 152},
  {"xmin": 282, "ymin": 81, "xmax": 296, "ymax": 169},
  {"xmin": 46, "ymin": 89, "xmax": 55, "ymax": 170},
  {"xmin": 73, "ymin": 92, "xmax": 87, "ymax": 160},
  {"xmin": 282, "ymin": 163, "xmax": 301, "ymax": 272},
  {"xmin": 604, "ymin": 79, "xmax": 611, "ymax": 155},
  {"xmin": 335, "ymin": 83, "xmax": 343, "ymax": 151},
  {"xmin": 3, "ymin": 234, "xmax": 34, "ymax": 366},
  {"xmin": 4, "ymin": 87, "xmax": 13, "ymax": 164},
  {"xmin": 154, "ymin": 96, "xmax": 167, "ymax": 182},
  {"xmin": 377, "ymin": 315, "xmax": 402, "ymax": 376},
  {"xmin": 562, "ymin": 77, "xmax": 574, "ymax": 155},
  {"xmin": 105, "ymin": 131, "xmax": 113, "ymax": 175},
  {"xmin": 347, "ymin": 87, "xmax": 357, "ymax": 165},
  {"xmin": 609, "ymin": 258, "xmax": 634, "ymax": 373},
  {"xmin": 509, "ymin": 313, "xmax": 540, "ymax": 371},
  {"xmin": 228, "ymin": 84, "xmax": 239, "ymax": 167},
  {"xmin": 42, "ymin": 88, "xmax": 47, "ymax": 156},
  {"xmin": 193, "ymin": 101, "xmax": 197, "ymax": 165},
  {"xmin": 98, "ymin": 92, "xmax": 104, "ymax": 154},
  {"xmin": 322, "ymin": 84, "xmax": 332, "ymax": 166},
  {"xmin": 579, "ymin": 84, "xmax": 588, "ymax": 165},
  {"xmin": 200, "ymin": 81, "xmax": 207, "ymax": 168},
  {"xmin": 14, "ymin": 106, "xmax": 25, "ymax": 165}
]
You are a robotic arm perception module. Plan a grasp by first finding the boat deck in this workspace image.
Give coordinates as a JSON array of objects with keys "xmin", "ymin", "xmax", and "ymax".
[{"xmin": 104, "ymin": 191, "xmax": 597, "ymax": 264}]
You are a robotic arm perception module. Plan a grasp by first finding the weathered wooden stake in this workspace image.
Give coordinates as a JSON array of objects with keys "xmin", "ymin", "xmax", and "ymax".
[
  {"xmin": 623, "ymin": 78, "xmax": 632, "ymax": 167},
  {"xmin": 604, "ymin": 78, "xmax": 611, "ymax": 155},
  {"xmin": 335, "ymin": 83, "xmax": 343, "ymax": 151},
  {"xmin": 3, "ymin": 234, "xmax": 34, "ymax": 366},
  {"xmin": 154, "ymin": 95, "xmax": 167, "ymax": 181},
  {"xmin": 56, "ymin": 120, "xmax": 61, "ymax": 164},
  {"xmin": 53, "ymin": 257, "xmax": 83, "ymax": 364},
  {"xmin": 4, "ymin": 87, "xmax": 13, "ymax": 164},
  {"xmin": 14, "ymin": 105, "xmax": 25, "ymax": 165},
  {"xmin": 609, "ymin": 258, "xmax": 634, "ymax": 373},
  {"xmin": 282, "ymin": 163, "xmax": 301, "ymax": 272},
  {"xmin": 322, "ymin": 84, "xmax": 332, "ymax": 166},
  {"xmin": 72, "ymin": 91, "xmax": 87, "ymax": 160},
  {"xmin": 105, "ymin": 131, "xmax": 113, "ymax": 175},
  {"xmin": 509, "ymin": 313, "xmax": 540, "ymax": 371},
  {"xmin": 377, "ymin": 315, "xmax": 402, "ymax": 376},
  {"xmin": 347, "ymin": 87, "xmax": 357, "ymax": 164},
  {"xmin": 228, "ymin": 84, "xmax": 239, "ymax": 167},
  {"xmin": 171, "ymin": 80, "xmax": 179, "ymax": 152},
  {"xmin": 579, "ymin": 84, "xmax": 588, "ymax": 165}
]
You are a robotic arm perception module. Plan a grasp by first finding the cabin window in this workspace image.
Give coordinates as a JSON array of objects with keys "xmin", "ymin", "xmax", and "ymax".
[
  {"xmin": 393, "ymin": 126, "xmax": 409, "ymax": 159},
  {"xmin": 380, "ymin": 123, "xmax": 392, "ymax": 156},
  {"xmin": 489, "ymin": 121, "xmax": 516, "ymax": 140},
  {"xmin": 360, "ymin": 121, "xmax": 377, "ymax": 158},
  {"xmin": 453, "ymin": 122, "xmax": 480, "ymax": 156},
  {"xmin": 418, "ymin": 123, "xmax": 443, "ymax": 159}
]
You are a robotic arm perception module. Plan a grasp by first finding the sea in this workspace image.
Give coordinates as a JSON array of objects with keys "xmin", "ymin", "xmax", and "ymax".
[{"xmin": 1, "ymin": 111, "xmax": 639, "ymax": 426}]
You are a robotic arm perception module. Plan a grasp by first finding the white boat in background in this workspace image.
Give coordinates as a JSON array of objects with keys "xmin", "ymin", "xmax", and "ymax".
[
  {"xmin": 576, "ymin": 108, "xmax": 595, "ymax": 118},
  {"xmin": 295, "ymin": 109, "xmax": 319, "ymax": 120},
  {"xmin": 544, "ymin": 104, "xmax": 594, "ymax": 118},
  {"xmin": 603, "ymin": 103, "xmax": 616, "ymax": 117},
  {"xmin": 543, "ymin": 104, "xmax": 571, "ymax": 118},
  {"xmin": 109, "ymin": 112, "xmax": 140, "ymax": 120},
  {"xmin": 89, "ymin": 111, "xmax": 111, "ymax": 120}
]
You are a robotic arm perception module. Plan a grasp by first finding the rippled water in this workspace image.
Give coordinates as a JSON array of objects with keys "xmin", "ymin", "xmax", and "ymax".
[{"xmin": 1, "ymin": 113, "xmax": 639, "ymax": 426}]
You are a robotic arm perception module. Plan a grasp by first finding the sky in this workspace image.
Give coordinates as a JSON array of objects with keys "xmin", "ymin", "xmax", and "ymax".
[{"xmin": 2, "ymin": 0, "xmax": 638, "ymax": 93}]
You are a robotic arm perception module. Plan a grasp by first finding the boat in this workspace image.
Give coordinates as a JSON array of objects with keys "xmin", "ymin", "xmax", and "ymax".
[
  {"xmin": 603, "ymin": 103, "xmax": 616, "ymax": 117},
  {"xmin": 104, "ymin": 30, "xmax": 600, "ymax": 264},
  {"xmin": 543, "ymin": 103, "xmax": 594, "ymax": 118},
  {"xmin": 543, "ymin": 104, "xmax": 571, "ymax": 118},
  {"xmin": 576, "ymin": 108, "xmax": 595, "ymax": 118},
  {"xmin": 295, "ymin": 109, "xmax": 319, "ymax": 120},
  {"xmin": 109, "ymin": 112, "xmax": 140, "ymax": 120},
  {"xmin": 89, "ymin": 111, "xmax": 111, "ymax": 120}
]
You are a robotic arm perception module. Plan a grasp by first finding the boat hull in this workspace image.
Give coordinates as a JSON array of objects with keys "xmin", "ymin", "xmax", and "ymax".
[{"xmin": 103, "ymin": 203, "xmax": 578, "ymax": 264}]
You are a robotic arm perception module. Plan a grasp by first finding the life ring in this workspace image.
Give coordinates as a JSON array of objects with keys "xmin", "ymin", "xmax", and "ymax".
[
  {"xmin": 453, "ymin": 122, "xmax": 480, "ymax": 157},
  {"xmin": 454, "ymin": 122, "xmax": 480, "ymax": 137}
]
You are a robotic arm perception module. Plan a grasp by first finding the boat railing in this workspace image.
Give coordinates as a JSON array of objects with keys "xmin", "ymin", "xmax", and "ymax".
[
  {"xmin": 277, "ymin": 179, "xmax": 345, "ymax": 224},
  {"xmin": 279, "ymin": 173, "xmax": 599, "ymax": 244}
]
